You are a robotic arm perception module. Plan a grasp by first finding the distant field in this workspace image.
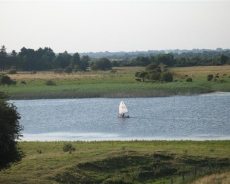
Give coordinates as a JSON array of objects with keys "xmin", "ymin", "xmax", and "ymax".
[
  {"xmin": 1, "ymin": 66, "xmax": 230, "ymax": 99},
  {"xmin": 171, "ymin": 65, "xmax": 230, "ymax": 78}
]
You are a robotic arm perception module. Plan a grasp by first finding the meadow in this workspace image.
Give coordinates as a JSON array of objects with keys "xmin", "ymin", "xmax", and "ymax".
[
  {"xmin": 1, "ymin": 140, "xmax": 230, "ymax": 184},
  {"xmin": 1, "ymin": 65, "xmax": 230, "ymax": 99}
]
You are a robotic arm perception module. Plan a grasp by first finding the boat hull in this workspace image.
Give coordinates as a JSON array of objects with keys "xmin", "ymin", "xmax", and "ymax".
[{"xmin": 118, "ymin": 115, "xmax": 130, "ymax": 118}]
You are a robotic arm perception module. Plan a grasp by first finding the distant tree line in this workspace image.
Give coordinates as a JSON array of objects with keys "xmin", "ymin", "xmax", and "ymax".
[
  {"xmin": 123, "ymin": 53, "xmax": 230, "ymax": 67},
  {"xmin": 0, "ymin": 45, "xmax": 230, "ymax": 72}
]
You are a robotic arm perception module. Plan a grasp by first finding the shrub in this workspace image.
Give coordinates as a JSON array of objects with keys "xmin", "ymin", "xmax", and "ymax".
[
  {"xmin": 207, "ymin": 74, "xmax": 213, "ymax": 81},
  {"xmin": 149, "ymin": 72, "xmax": 161, "ymax": 81},
  {"xmin": 63, "ymin": 143, "xmax": 75, "ymax": 152},
  {"xmin": 45, "ymin": 80, "xmax": 56, "ymax": 86},
  {"xmin": 186, "ymin": 77, "xmax": 193, "ymax": 82},
  {"xmin": 53, "ymin": 69, "xmax": 64, "ymax": 74},
  {"xmin": 135, "ymin": 72, "xmax": 140, "ymax": 77},
  {"xmin": 8, "ymin": 69, "xmax": 17, "ymax": 74},
  {"xmin": 161, "ymin": 72, "xmax": 173, "ymax": 82},
  {"xmin": 91, "ymin": 65, "xmax": 98, "ymax": 71},
  {"xmin": 64, "ymin": 66, "xmax": 73, "ymax": 74},
  {"xmin": 0, "ymin": 75, "xmax": 17, "ymax": 86},
  {"xmin": 31, "ymin": 70, "xmax": 36, "ymax": 74}
]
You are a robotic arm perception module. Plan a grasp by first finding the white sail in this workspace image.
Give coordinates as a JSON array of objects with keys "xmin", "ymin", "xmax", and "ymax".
[{"xmin": 119, "ymin": 101, "xmax": 128, "ymax": 114}]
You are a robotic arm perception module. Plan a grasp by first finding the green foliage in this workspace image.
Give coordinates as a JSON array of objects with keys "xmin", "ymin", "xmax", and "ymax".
[
  {"xmin": 161, "ymin": 72, "xmax": 173, "ymax": 82},
  {"xmin": 149, "ymin": 72, "xmax": 161, "ymax": 81},
  {"xmin": 70, "ymin": 53, "xmax": 88, "ymax": 71},
  {"xmin": 111, "ymin": 60, "xmax": 119, "ymax": 67},
  {"xmin": 207, "ymin": 74, "xmax": 214, "ymax": 81},
  {"xmin": 156, "ymin": 53, "xmax": 175, "ymax": 66},
  {"xmin": 93, "ymin": 58, "xmax": 111, "ymax": 70},
  {"xmin": 45, "ymin": 80, "xmax": 56, "ymax": 86},
  {"xmin": 91, "ymin": 64, "xmax": 98, "ymax": 71},
  {"xmin": 138, "ymin": 71, "xmax": 148, "ymax": 81},
  {"xmin": 0, "ymin": 91, "xmax": 24, "ymax": 170},
  {"xmin": 0, "ymin": 74, "xmax": 16, "ymax": 86},
  {"xmin": 64, "ymin": 66, "xmax": 72, "ymax": 74},
  {"xmin": 8, "ymin": 69, "xmax": 17, "ymax": 74},
  {"xmin": 53, "ymin": 68, "xmax": 64, "ymax": 74},
  {"xmin": 186, "ymin": 77, "xmax": 193, "ymax": 82},
  {"xmin": 63, "ymin": 143, "xmax": 75, "ymax": 152},
  {"xmin": 145, "ymin": 62, "xmax": 159, "ymax": 71},
  {"xmin": 220, "ymin": 54, "xmax": 229, "ymax": 65},
  {"xmin": 135, "ymin": 71, "xmax": 140, "ymax": 77},
  {"xmin": 8, "ymin": 66, "xmax": 17, "ymax": 74},
  {"xmin": 0, "ymin": 45, "xmax": 7, "ymax": 71},
  {"xmin": 73, "ymin": 64, "xmax": 79, "ymax": 72},
  {"xmin": 80, "ymin": 55, "xmax": 90, "ymax": 71}
]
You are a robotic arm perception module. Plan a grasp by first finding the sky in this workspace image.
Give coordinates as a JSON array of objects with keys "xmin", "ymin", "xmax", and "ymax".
[{"xmin": 1, "ymin": 0, "xmax": 230, "ymax": 53}]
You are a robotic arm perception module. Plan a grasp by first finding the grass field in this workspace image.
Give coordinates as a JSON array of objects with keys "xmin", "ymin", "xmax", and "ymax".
[
  {"xmin": 1, "ymin": 65, "xmax": 230, "ymax": 99},
  {"xmin": 1, "ymin": 140, "xmax": 230, "ymax": 184}
]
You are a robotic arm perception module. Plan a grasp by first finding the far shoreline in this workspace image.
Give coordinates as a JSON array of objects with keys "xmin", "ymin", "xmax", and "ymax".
[{"xmin": 8, "ymin": 90, "xmax": 230, "ymax": 100}]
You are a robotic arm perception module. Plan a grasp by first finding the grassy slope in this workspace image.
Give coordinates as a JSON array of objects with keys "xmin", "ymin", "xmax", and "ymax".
[
  {"xmin": 1, "ymin": 141, "xmax": 230, "ymax": 184},
  {"xmin": 1, "ymin": 66, "xmax": 230, "ymax": 99}
]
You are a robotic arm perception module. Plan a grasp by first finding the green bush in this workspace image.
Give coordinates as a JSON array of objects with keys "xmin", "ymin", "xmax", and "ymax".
[
  {"xmin": 53, "ymin": 69, "xmax": 64, "ymax": 74},
  {"xmin": 0, "ymin": 75, "xmax": 17, "ymax": 86},
  {"xmin": 149, "ymin": 72, "xmax": 161, "ymax": 81},
  {"xmin": 45, "ymin": 80, "xmax": 56, "ymax": 86},
  {"xmin": 207, "ymin": 74, "xmax": 213, "ymax": 81},
  {"xmin": 186, "ymin": 78, "xmax": 193, "ymax": 82},
  {"xmin": 64, "ymin": 66, "xmax": 73, "ymax": 74},
  {"xmin": 135, "ymin": 72, "xmax": 140, "ymax": 77},
  {"xmin": 91, "ymin": 65, "xmax": 98, "ymax": 71},
  {"xmin": 63, "ymin": 143, "xmax": 75, "ymax": 152},
  {"xmin": 8, "ymin": 69, "xmax": 17, "ymax": 74},
  {"xmin": 161, "ymin": 72, "xmax": 173, "ymax": 82}
]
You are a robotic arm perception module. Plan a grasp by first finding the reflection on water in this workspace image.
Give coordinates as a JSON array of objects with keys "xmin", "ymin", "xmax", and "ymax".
[{"xmin": 11, "ymin": 92, "xmax": 230, "ymax": 141}]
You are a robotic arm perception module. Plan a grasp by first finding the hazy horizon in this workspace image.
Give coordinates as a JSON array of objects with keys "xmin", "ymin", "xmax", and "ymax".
[{"xmin": 1, "ymin": 0, "xmax": 230, "ymax": 53}]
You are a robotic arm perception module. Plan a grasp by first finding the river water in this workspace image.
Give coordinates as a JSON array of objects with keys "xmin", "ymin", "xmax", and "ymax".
[{"xmin": 11, "ymin": 92, "xmax": 230, "ymax": 141}]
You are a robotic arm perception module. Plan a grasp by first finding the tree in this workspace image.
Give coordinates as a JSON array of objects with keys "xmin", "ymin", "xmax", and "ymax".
[
  {"xmin": 52, "ymin": 51, "xmax": 71, "ymax": 69},
  {"xmin": 80, "ymin": 55, "xmax": 90, "ymax": 71},
  {"xmin": 70, "ymin": 53, "xmax": 80, "ymax": 69},
  {"xmin": 156, "ymin": 54, "xmax": 175, "ymax": 67},
  {"xmin": 145, "ymin": 62, "xmax": 160, "ymax": 71},
  {"xmin": 0, "ymin": 92, "xmax": 24, "ymax": 170},
  {"xmin": 220, "ymin": 54, "xmax": 229, "ymax": 65},
  {"xmin": 93, "ymin": 58, "xmax": 111, "ymax": 70},
  {"xmin": 0, "ymin": 45, "xmax": 7, "ymax": 71}
]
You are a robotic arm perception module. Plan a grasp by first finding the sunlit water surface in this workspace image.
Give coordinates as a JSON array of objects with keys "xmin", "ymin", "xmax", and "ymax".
[{"xmin": 11, "ymin": 92, "xmax": 230, "ymax": 141}]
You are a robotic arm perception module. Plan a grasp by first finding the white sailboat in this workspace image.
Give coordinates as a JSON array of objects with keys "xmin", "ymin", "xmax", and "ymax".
[{"xmin": 118, "ymin": 101, "xmax": 129, "ymax": 118}]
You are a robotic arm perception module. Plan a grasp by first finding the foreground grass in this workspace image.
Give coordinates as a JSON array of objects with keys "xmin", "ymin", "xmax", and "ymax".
[
  {"xmin": 1, "ymin": 66, "xmax": 230, "ymax": 99},
  {"xmin": 1, "ymin": 141, "xmax": 230, "ymax": 184},
  {"xmin": 190, "ymin": 171, "xmax": 230, "ymax": 184}
]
